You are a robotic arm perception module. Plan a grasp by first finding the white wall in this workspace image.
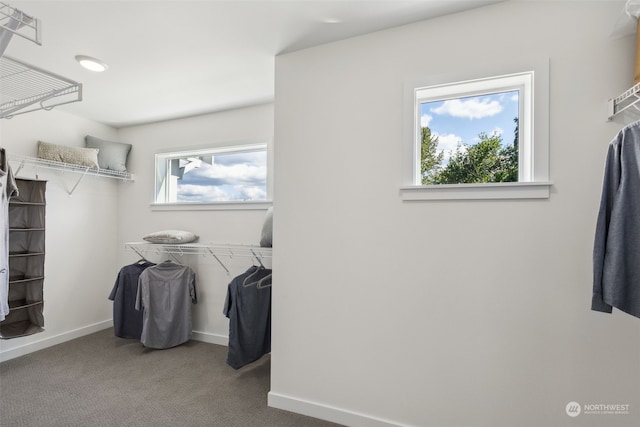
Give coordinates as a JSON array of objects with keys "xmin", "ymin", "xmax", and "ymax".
[
  {"xmin": 116, "ymin": 103, "xmax": 274, "ymax": 344},
  {"xmin": 271, "ymin": 2, "xmax": 640, "ymax": 427},
  {"xmin": 0, "ymin": 109, "xmax": 121, "ymax": 360}
]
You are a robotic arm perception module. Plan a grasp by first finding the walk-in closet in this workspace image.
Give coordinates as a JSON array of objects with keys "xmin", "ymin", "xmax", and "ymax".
[{"xmin": 3, "ymin": 1, "xmax": 640, "ymax": 427}]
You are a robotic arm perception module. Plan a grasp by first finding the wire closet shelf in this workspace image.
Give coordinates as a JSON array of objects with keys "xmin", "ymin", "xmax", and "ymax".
[
  {"xmin": 0, "ymin": 56, "xmax": 82, "ymax": 119},
  {"xmin": 0, "ymin": 2, "xmax": 41, "ymax": 47},
  {"xmin": 8, "ymin": 154, "xmax": 134, "ymax": 196},
  {"xmin": 125, "ymin": 242, "xmax": 272, "ymax": 274},
  {"xmin": 607, "ymin": 81, "xmax": 640, "ymax": 121},
  {"xmin": 9, "ymin": 154, "xmax": 133, "ymax": 180}
]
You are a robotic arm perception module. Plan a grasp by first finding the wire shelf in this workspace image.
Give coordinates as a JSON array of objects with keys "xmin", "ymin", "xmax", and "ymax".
[
  {"xmin": 0, "ymin": 2, "xmax": 41, "ymax": 47},
  {"xmin": 0, "ymin": 56, "xmax": 82, "ymax": 119},
  {"xmin": 125, "ymin": 242, "xmax": 272, "ymax": 274},
  {"xmin": 9, "ymin": 154, "xmax": 134, "ymax": 181},
  {"xmin": 607, "ymin": 81, "xmax": 640, "ymax": 121}
]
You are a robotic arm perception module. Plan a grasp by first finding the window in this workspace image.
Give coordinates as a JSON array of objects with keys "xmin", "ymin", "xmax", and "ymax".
[
  {"xmin": 402, "ymin": 59, "xmax": 550, "ymax": 200},
  {"xmin": 154, "ymin": 143, "xmax": 269, "ymax": 209}
]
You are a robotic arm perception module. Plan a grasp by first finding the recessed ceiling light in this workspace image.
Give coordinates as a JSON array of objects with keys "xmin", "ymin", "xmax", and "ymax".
[
  {"xmin": 322, "ymin": 18, "xmax": 341, "ymax": 24},
  {"xmin": 75, "ymin": 55, "xmax": 108, "ymax": 72}
]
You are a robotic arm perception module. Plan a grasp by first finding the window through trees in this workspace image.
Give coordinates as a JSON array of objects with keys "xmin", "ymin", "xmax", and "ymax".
[
  {"xmin": 402, "ymin": 60, "xmax": 550, "ymax": 200},
  {"xmin": 416, "ymin": 73, "xmax": 530, "ymax": 185}
]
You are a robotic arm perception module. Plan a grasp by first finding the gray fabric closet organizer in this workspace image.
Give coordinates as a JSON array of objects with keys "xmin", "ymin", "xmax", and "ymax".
[{"xmin": 0, "ymin": 178, "xmax": 45, "ymax": 338}]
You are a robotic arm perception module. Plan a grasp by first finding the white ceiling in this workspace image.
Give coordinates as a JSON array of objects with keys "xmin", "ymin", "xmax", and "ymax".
[{"xmin": 5, "ymin": 0, "xmax": 504, "ymax": 128}]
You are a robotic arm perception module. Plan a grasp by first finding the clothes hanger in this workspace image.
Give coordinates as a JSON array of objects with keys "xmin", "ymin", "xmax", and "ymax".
[
  {"xmin": 256, "ymin": 273, "xmax": 272, "ymax": 289},
  {"xmin": 243, "ymin": 266, "xmax": 272, "ymax": 288},
  {"xmin": 241, "ymin": 252, "xmax": 267, "ymax": 287},
  {"xmin": 242, "ymin": 265, "xmax": 264, "ymax": 287}
]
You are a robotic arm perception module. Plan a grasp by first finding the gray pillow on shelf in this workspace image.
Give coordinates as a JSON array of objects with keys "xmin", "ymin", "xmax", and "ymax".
[
  {"xmin": 143, "ymin": 230, "xmax": 199, "ymax": 244},
  {"xmin": 260, "ymin": 207, "xmax": 273, "ymax": 247},
  {"xmin": 85, "ymin": 135, "xmax": 132, "ymax": 172}
]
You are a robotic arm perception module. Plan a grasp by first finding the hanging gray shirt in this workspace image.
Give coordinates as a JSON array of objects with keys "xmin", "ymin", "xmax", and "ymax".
[
  {"xmin": 593, "ymin": 121, "xmax": 640, "ymax": 318},
  {"xmin": 135, "ymin": 261, "xmax": 197, "ymax": 349}
]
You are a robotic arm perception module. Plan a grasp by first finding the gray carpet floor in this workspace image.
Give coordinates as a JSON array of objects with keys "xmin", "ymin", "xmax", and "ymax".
[{"xmin": 0, "ymin": 329, "xmax": 343, "ymax": 427}]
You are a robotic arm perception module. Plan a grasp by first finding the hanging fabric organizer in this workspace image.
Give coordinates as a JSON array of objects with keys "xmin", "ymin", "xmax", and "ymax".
[{"xmin": 1, "ymin": 178, "xmax": 46, "ymax": 338}]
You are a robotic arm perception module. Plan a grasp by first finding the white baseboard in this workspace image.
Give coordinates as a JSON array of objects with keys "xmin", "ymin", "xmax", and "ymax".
[
  {"xmin": 191, "ymin": 330, "xmax": 228, "ymax": 347},
  {"xmin": 268, "ymin": 391, "xmax": 406, "ymax": 427},
  {"xmin": 0, "ymin": 326, "xmax": 228, "ymax": 363},
  {"xmin": 0, "ymin": 319, "xmax": 112, "ymax": 362}
]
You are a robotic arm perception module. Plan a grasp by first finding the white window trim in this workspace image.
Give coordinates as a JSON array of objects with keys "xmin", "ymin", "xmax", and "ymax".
[
  {"xmin": 402, "ymin": 58, "xmax": 551, "ymax": 201},
  {"xmin": 150, "ymin": 200, "xmax": 272, "ymax": 212},
  {"xmin": 153, "ymin": 141, "xmax": 272, "ymax": 210},
  {"xmin": 400, "ymin": 181, "xmax": 552, "ymax": 201}
]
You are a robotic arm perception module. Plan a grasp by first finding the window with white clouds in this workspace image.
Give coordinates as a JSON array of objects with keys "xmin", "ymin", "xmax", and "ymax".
[
  {"xmin": 419, "ymin": 84, "xmax": 521, "ymax": 185},
  {"xmin": 402, "ymin": 59, "xmax": 550, "ymax": 200},
  {"xmin": 154, "ymin": 144, "xmax": 268, "ymax": 206}
]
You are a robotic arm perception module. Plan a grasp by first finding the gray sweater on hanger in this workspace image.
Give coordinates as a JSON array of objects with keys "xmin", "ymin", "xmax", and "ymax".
[{"xmin": 593, "ymin": 121, "xmax": 640, "ymax": 319}]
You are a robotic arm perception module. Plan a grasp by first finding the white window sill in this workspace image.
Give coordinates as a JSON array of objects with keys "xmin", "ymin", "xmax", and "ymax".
[
  {"xmin": 400, "ymin": 182, "xmax": 552, "ymax": 201},
  {"xmin": 150, "ymin": 201, "xmax": 272, "ymax": 211}
]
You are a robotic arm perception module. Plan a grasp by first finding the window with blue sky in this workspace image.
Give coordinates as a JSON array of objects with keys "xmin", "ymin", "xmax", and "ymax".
[
  {"xmin": 155, "ymin": 144, "xmax": 267, "ymax": 204},
  {"xmin": 403, "ymin": 63, "xmax": 549, "ymax": 199},
  {"xmin": 420, "ymin": 89, "xmax": 519, "ymax": 165},
  {"xmin": 176, "ymin": 150, "xmax": 267, "ymax": 202}
]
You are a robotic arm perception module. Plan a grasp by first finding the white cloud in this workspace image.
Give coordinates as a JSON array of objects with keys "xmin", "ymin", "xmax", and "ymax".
[
  {"xmin": 421, "ymin": 114, "xmax": 432, "ymax": 128},
  {"xmin": 177, "ymin": 184, "xmax": 230, "ymax": 202},
  {"xmin": 190, "ymin": 162, "xmax": 266, "ymax": 184},
  {"xmin": 431, "ymin": 97, "xmax": 503, "ymax": 119},
  {"xmin": 239, "ymin": 186, "xmax": 267, "ymax": 200},
  {"xmin": 433, "ymin": 132, "xmax": 464, "ymax": 163},
  {"xmin": 435, "ymin": 132, "xmax": 462, "ymax": 153}
]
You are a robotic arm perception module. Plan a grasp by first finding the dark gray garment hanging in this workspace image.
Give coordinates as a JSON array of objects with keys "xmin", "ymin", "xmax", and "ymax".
[
  {"xmin": 109, "ymin": 261, "xmax": 155, "ymax": 339},
  {"xmin": 224, "ymin": 265, "xmax": 272, "ymax": 369}
]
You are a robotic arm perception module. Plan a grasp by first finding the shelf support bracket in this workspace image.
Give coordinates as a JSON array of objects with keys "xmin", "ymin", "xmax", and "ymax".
[
  {"xmin": 14, "ymin": 159, "xmax": 25, "ymax": 176},
  {"xmin": 128, "ymin": 245, "xmax": 146, "ymax": 260},
  {"xmin": 68, "ymin": 167, "xmax": 89, "ymax": 196},
  {"xmin": 250, "ymin": 248, "xmax": 265, "ymax": 269},
  {"xmin": 205, "ymin": 247, "xmax": 230, "ymax": 274}
]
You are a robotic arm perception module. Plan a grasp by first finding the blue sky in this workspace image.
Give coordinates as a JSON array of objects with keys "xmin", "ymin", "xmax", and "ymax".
[
  {"xmin": 176, "ymin": 151, "xmax": 267, "ymax": 202},
  {"xmin": 421, "ymin": 90, "xmax": 519, "ymax": 161}
]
